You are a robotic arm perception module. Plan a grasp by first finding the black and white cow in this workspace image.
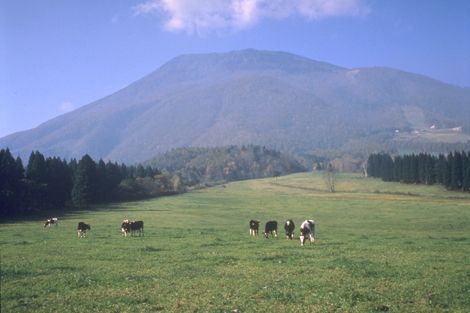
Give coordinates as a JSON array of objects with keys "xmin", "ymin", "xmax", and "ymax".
[
  {"xmin": 264, "ymin": 220, "xmax": 278, "ymax": 238},
  {"xmin": 121, "ymin": 220, "xmax": 144, "ymax": 237},
  {"xmin": 77, "ymin": 222, "xmax": 91, "ymax": 238},
  {"xmin": 299, "ymin": 219, "xmax": 315, "ymax": 246},
  {"xmin": 284, "ymin": 219, "xmax": 295, "ymax": 239},
  {"xmin": 249, "ymin": 220, "xmax": 260, "ymax": 237},
  {"xmin": 44, "ymin": 217, "xmax": 58, "ymax": 227}
]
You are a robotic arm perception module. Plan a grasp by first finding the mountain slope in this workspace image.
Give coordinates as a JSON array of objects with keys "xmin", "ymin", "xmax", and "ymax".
[{"xmin": 2, "ymin": 49, "xmax": 470, "ymax": 163}]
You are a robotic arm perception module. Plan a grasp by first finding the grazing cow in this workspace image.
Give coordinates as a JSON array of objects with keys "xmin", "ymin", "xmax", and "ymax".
[
  {"xmin": 77, "ymin": 222, "xmax": 91, "ymax": 238},
  {"xmin": 299, "ymin": 220, "xmax": 315, "ymax": 246},
  {"xmin": 121, "ymin": 220, "xmax": 131, "ymax": 237},
  {"xmin": 121, "ymin": 220, "xmax": 144, "ymax": 237},
  {"xmin": 264, "ymin": 220, "xmax": 278, "ymax": 238},
  {"xmin": 284, "ymin": 219, "xmax": 295, "ymax": 239},
  {"xmin": 44, "ymin": 217, "xmax": 58, "ymax": 227},
  {"xmin": 249, "ymin": 220, "xmax": 260, "ymax": 237}
]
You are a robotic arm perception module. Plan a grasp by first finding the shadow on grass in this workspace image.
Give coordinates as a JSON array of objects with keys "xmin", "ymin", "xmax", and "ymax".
[{"xmin": 0, "ymin": 196, "xmax": 174, "ymax": 224}]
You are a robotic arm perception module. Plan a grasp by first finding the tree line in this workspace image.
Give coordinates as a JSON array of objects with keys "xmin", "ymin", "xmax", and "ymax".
[
  {"xmin": 1, "ymin": 145, "xmax": 307, "ymax": 218},
  {"xmin": 145, "ymin": 145, "xmax": 307, "ymax": 186},
  {"xmin": 366, "ymin": 151, "xmax": 470, "ymax": 192},
  {"xmin": 0, "ymin": 149, "xmax": 175, "ymax": 218}
]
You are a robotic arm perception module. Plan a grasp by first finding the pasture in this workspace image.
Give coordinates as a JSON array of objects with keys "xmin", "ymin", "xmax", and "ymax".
[{"xmin": 1, "ymin": 172, "xmax": 470, "ymax": 313}]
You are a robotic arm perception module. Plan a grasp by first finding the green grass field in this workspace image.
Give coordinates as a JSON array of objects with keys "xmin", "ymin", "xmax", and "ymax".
[{"xmin": 1, "ymin": 172, "xmax": 469, "ymax": 313}]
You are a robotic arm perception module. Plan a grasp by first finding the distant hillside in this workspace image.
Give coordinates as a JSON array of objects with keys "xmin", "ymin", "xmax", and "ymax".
[
  {"xmin": 1, "ymin": 49, "xmax": 470, "ymax": 163},
  {"xmin": 145, "ymin": 145, "xmax": 306, "ymax": 185}
]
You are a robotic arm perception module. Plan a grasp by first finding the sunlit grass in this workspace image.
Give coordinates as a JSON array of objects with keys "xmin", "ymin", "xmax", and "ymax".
[{"xmin": 1, "ymin": 172, "xmax": 469, "ymax": 312}]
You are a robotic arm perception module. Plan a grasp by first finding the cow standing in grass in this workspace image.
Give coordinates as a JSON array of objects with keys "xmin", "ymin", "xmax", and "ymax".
[
  {"xmin": 44, "ymin": 217, "xmax": 58, "ymax": 227},
  {"xmin": 77, "ymin": 222, "xmax": 91, "ymax": 238},
  {"xmin": 249, "ymin": 220, "xmax": 260, "ymax": 237},
  {"xmin": 299, "ymin": 220, "xmax": 315, "ymax": 246},
  {"xmin": 121, "ymin": 220, "xmax": 144, "ymax": 237},
  {"xmin": 284, "ymin": 219, "xmax": 295, "ymax": 239},
  {"xmin": 264, "ymin": 221, "xmax": 278, "ymax": 238}
]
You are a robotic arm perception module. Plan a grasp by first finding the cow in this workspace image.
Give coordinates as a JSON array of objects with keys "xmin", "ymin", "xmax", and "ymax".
[
  {"xmin": 77, "ymin": 222, "xmax": 91, "ymax": 238},
  {"xmin": 249, "ymin": 220, "xmax": 260, "ymax": 237},
  {"xmin": 264, "ymin": 220, "xmax": 278, "ymax": 238},
  {"xmin": 44, "ymin": 217, "xmax": 58, "ymax": 227},
  {"xmin": 284, "ymin": 219, "xmax": 295, "ymax": 239},
  {"xmin": 121, "ymin": 220, "xmax": 144, "ymax": 237},
  {"xmin": 299, "ymin": 219, "xmax": 315, "ymax": 246}
]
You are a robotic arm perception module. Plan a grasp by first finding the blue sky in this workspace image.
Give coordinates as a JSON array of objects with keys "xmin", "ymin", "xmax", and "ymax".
[{"xmin": 1, "ymin": 0, "xmax": 469, "ymax": 138}]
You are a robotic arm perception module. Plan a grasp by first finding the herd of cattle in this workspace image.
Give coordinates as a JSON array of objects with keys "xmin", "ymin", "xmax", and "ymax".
[
  {"xmin": 44, "ymin": 217, "xmax": 316, "ymax": 246},
  {"xmin": 249, "ymin": 219, "xmax": 316, "ymax": 246},
  {"xmin": 44, "ymin": 218, "xmax": 144, "ymax": 238}
]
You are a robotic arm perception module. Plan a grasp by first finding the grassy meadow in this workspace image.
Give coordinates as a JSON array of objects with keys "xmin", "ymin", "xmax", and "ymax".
[{"xmin": 1, "ymin": 172, "xmax": 469, "ymax": 313}]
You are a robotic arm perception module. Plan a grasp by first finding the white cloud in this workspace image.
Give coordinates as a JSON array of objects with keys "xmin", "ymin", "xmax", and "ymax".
[
  {"xmin": 133, "ymin": 0, "xmax": 369, "ymax": 34},
  {"xmin": 59, "ymin": 101, "xmax": 75, "ymax": 113}
]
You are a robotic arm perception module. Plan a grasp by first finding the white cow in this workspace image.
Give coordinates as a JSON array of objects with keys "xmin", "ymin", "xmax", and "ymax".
[
  {"xmin": 44, "ymin": 217, "xmax": 58, "ymax": 227},
  {"xmin": 299, "ymin": 220, "xmax": 315, "ymax": 246}
]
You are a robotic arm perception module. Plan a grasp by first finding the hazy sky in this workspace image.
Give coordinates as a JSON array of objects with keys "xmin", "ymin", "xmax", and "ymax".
[{"xmin": 1, "ymin": 0, "xmax": 469, "ymax": 138}]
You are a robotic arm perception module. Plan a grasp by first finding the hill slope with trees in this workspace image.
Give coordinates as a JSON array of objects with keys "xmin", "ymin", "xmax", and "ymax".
[
  {"xmin": 1, "ymin": 145, "xmax": 305, "ymax": 217},
  {"xmin": 145, "ymin": 145, "xmax": 306, "ymax": 186}
]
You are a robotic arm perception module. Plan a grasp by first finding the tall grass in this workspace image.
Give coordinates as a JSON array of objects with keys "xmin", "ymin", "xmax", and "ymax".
[{"xmin": 1, "ymin": 172, "xmax": 469, "ymax": 312}]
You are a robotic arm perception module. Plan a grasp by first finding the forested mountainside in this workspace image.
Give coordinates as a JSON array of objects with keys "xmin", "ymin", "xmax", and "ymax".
[
  {"xmin": 2, "ymin": 49, "xmax": 469, "ymax": 163},
  {"xmin": 145, "ymin": 145, "xmax": 306, "ymax": 186}
]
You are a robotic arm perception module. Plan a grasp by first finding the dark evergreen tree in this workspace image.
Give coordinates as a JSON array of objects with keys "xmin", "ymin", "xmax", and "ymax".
[
  {"xmin": 136, "ymin": 164, "xmax": 146, "ymax": 178},
  {"xmin": 402, "ymin": 154, "xmax": 412, "ymax": 183},
  {"xmin": 424, "ymin": 154, "xmax": 436, "ymax": 185},
  {"xmin": 71, "ymin": 154, "xmax": 97, "ymax": 208},
  {"xmin": 15, "ymin": 157, "xmax": 25, "ymax": 178},
  {"xmin": 95, "ymin": 159, "xmax": 108, "ymax": 202},
  {"xmin": 443, "ymin": 153, "xmax": 452, "ymax": 189},
  {"xmin": 411, "ymin": 154, "xmax": 419, "ymax": 183},
  {"xmin": 26, "ymin": 151, "xmax": 47, "ymax": 184},
  {"xmin": 381, "ymin": 153, "xmax": 394, "ymax": 181},
  {"xmin": 393, "ymin": 155, "xmax": 403, "ymax": 182},
  {"xmin": 450, "ymin": 151, "xmax": 463, "ymax": 190},
  {"xmin": 462, "ymin": 152, "xmax": 470, "ymax": 192},
  {"xmin": 25, "ymin": 151, "xmax": 48, "ymax": 209},
  {"xmin": 0, "ymin": 149, "xmax": 24, "ymax": 216},
  {"xmin": 105, "ymin": 161, "xmax": 123, "ymax": 196},
  {"xmin": 435, "ymin": 154, "xmax": 446, "ymax": 185},
  {"xmin": 45, "ymin": 157, "xmax": 73, "ymax": 208}
]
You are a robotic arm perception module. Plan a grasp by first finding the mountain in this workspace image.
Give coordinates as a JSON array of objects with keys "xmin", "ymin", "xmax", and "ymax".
[{"xmin": 2, "ymin": 49, "xmax": 470, "ymax": 163}]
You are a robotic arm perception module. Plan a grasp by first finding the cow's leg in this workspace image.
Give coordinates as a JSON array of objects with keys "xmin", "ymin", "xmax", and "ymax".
[{"xmin": 300, "ymin": 235, "xmax": 305, "ymax": 246}]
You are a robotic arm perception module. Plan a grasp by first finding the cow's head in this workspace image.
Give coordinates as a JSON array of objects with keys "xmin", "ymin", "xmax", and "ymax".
[{"xmin": 121, "ymin": 222, "xmax": 130, "ymax": 235}]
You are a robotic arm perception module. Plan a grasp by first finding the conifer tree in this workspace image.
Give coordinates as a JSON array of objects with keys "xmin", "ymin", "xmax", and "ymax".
[
  {"xmin": 0, "ymin": 149, "xmax": 23, "ymax": 215},
  {"xmin": 71, "ymin": 154, "xmax": 97, "ymax": 208},
  {"xmin": 462, "ymin": 152, "xmax": 470, "ymax": 192},
  {"xmin": 26, "ymin": 151, "xmax": 47, "ymax": 183},
  {"xmin": 450, "ymin": 151, "xmax": 463, "ymax": 190}
]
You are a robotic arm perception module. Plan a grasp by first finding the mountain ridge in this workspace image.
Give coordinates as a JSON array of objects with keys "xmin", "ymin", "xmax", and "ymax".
[{"xmin": 2, "ymin": 49, "xmax": 470, "ymax": 163}]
